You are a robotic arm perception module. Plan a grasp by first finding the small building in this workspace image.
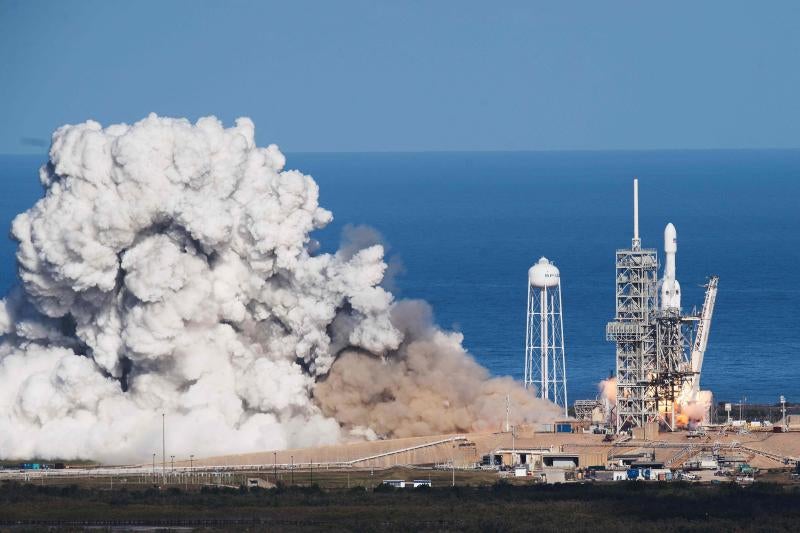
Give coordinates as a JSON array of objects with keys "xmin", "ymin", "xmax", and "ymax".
[
  {"xmin": 412, "ymin": 479, "xmax": 432, "ymax": 487},
  {"xmin": 685, "ymin": 456, "xmax": 718, "ymax": 470},
  {"xmin": 541, "ymin": 469, "xmax": 567, "ymax": 484},
  {"xmin": 485, "ymin": 448, "xmax": 604, "ymax": 470},
  {"xmin": 382, "ymin": 480, "xmax": 406, "ymax": 488},
  {"xmin": 641, "ymin": 468, "xmax": 672, "ymax": 481},
  {"xmin": 717, "ymin": 453, "xmax": 749, "ymax": 468},
  {"xmin": 542, "ymin": 453, "xmax": 580, "ymax": 469},
  {"xmin": 553, "ymin": 419, "xmax": 591, "ymax": 433},
  {"xmin": 630, "ymin": 461, "xmax": 666, "ymax": 469},
  {"xmin": 612, "ymin": 451, "xmax": 655, "ymax": 467},
  {"xmin": 485, "ymin": 447, "xmax": 552, "ymax": 469},
  {"xmin": 246, "ymin": 477, "xmax": 276, "ymax": 489},
  {"xmin": 593, "ymin": 470, "xmax": 628, "ymax": 481}
]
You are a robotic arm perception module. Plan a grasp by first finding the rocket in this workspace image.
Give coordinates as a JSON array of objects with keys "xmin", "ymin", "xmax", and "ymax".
[{"xmin": 660, "ymin": 222, "xmax": 681, "ymax": 310}]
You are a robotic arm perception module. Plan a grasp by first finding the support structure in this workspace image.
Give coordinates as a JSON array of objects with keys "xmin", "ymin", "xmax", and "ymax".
[
  {"xmin": 574, "ymin": 399, "xmax": 601, "ymax": 421},
  {"xmin": 606, "ymin": 240, "xmax": 660, "ymax": 429},
  {"xmin": 524, "ymin": 257, "xmax": 568, "ymax": 417},
  {"xmin": 688, "ymin": 276, "xmax": 718, "ymax": 398}
]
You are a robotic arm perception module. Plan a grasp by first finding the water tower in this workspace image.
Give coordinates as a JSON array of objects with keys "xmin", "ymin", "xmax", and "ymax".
[{"xmin": 524, "ymin": 257, "xmax": 568, "ymax": 416}]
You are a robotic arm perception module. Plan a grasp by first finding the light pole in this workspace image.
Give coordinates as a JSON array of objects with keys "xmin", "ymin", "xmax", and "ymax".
[
  {"xmin": 781, "ymin": 396, "xmax": 788, "ymax": 431},
  {"xmin": 171, "ymin": 455, "xmax": 175, "ymax": 473},
  {"xmin": 291, "ymin": 455, "xmax": 294, "ymax": 485},
  {"xmin": 505, "ymin": 394, "xmax": 510, "ymax": 433},
  {"xmin": 190, "ymin": 454, "xmax": 194, "ymax": 469},
  {"xmin": 511, "ymin": 425, "xmax": 516, "ymax": 465},
  {"xmin": 310, "ymin": 459, "xmax": 313, "ymax": 486},
  {"xmin": 451, "ymin": 437, "xmax": 455, "ymax": 487},
  {"xmin": 162, "ymin": 413, "xmax": 166, "ymax": 479},
  {"xmin": 152, "ymin": 453, "xmax": 156, "ymax": 480},
  {"xmin": 273, "ymin": 452, "xmax": 277, "ymax": 482}
]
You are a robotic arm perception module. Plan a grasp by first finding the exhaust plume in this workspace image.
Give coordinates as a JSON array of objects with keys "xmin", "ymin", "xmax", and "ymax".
[
  {"xmin": 315, "ymin": 300, "xmax": 562, "ymax": 437},
  {"xmin": 0, "ymin": 115, "xmax": 558, "ymax": 462},
  {"xmin": 598, "ymin": 377, "xmax": 617, "ymax": 404}
]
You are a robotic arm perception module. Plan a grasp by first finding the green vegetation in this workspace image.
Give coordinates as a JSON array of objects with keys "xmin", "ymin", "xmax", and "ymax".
[{"xmin": 1, "ymin": 479, "xmax": 799, "ymax": 531}]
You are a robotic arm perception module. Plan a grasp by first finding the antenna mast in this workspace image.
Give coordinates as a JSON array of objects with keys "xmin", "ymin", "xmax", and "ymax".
[{"xmin": 632, "ymin": 178, "xmax": 641, "ymax": 250}]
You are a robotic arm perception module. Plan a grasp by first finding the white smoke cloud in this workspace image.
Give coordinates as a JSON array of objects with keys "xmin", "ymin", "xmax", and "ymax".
[{"xmin": 0, "ymin": 114, "xmax": 557, "ymax": 463}]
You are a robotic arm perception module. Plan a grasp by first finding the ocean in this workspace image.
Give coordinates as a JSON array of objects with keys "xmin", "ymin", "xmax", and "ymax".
[{"xmin": 1, "ymin": 150, "xmax": 798, "ymax": 404}]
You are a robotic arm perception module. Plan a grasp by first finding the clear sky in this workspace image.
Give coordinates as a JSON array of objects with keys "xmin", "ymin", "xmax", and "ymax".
[{"xmin": 1, "ymin": 0, "xmax": 799, "ymax": 153}]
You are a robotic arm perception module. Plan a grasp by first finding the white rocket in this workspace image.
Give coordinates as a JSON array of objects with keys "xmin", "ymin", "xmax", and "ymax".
[{"xmin": 660, "ymin": 223, "xmax": 681, "ymax": 310}]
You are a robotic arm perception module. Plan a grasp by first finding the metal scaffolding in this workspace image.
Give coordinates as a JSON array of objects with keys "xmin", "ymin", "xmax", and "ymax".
[
  {"xmin": 574, "ymin": 399, "xmax": 601, "ymax": 421},
  {"xmin": 606, "ymin": 245, "xmax": 660, "ymax": 431}
]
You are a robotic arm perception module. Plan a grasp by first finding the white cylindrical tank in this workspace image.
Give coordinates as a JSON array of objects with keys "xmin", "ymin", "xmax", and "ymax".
[{"xmin": 528, "ymin": 257, "xmax": 560, "ymax": 288}]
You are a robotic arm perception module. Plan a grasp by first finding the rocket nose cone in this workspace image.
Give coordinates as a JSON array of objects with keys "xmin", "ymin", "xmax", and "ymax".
[{"xmin": 664, "ymin": 223, "xmax": 677, "ymax": 253}]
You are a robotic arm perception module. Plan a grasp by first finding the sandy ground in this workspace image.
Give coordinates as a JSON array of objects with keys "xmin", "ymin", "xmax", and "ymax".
[{"xmin": 183, "ymin": 426, "xmax": 800, "ymax": 471}]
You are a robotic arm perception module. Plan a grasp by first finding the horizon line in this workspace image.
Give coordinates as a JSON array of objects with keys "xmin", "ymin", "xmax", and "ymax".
[{"xmin": 3, "ymin": 146, "xmax": 800, "ymax": 158}]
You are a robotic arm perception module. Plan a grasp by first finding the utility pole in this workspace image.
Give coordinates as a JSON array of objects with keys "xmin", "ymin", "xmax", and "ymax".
[
  {"xmin": 152, "ymin": 453, "xmax": 156, "ymax": 481},
  {"xmin": 291, "ymin": 455, "xmax": 294, "ymax": 485},
  {"xmin": 190, "ymin": 454, "xmax": 194, "ymax": 470},
  {"xmin": 162, "ymin": 413, "xmax": 166, "ymax": 480},
  {"xmin": 512, "ymin": 425, "xmax": 516, "ymax": 463},
  {"xmin": 273, "ymin": 452, "xmax": 277, "ymax": 482},
  {"xmin": 310, "ymin": 459, "xmax": 313, "ymax": 486},
  {"xmin": 171, "ymin": 455, "xmax": 175, "ymax": 472},
  {"xmin": 451, "ymin": 437, "xmax": 455, "ymax": 487},
  {"xmin": 505, "ymin": 394, "xmax": 510, "ymax": 433}
]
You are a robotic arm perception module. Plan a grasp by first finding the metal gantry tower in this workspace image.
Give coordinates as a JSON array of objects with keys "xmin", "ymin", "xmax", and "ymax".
[
  {"xmin": 524, "ymin": 257, "xmax": 568, "ymax": 417},
  {"xmin": 606, "ymin": 179, "xmax": 666, "ymax": 431}
]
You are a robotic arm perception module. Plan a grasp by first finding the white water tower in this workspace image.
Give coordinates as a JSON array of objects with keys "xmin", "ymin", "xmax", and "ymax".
[{"xmin": 524, "ymin": 257, "xmax": 568, "ymax": 416}]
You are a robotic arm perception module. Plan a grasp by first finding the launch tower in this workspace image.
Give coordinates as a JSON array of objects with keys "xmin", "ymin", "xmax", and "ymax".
[
  {"xmin": 606, "ymin": 179, "xmax": 718, "ymax": 432},
  {"xmin": 605, "ymin": 180, "xmax": 661, "ymax": 430}
]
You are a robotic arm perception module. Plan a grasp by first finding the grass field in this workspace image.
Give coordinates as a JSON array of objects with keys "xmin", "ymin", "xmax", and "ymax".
[
  {"xmin": 2, "ymin": 476, "xmax": 800, "ymax": 531},
  {"xmin": 4, "ymin": 465, "xmax": 499, "ymax": 492}
]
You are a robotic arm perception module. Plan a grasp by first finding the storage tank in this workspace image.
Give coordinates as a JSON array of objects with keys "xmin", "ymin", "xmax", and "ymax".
[
  {"xmin": 524, "ymin": 257, "xmax": 568, "ymax": 417},
  {"xmin": 528, "ymin": 257, "xmax": 560, "ymax": 288}
]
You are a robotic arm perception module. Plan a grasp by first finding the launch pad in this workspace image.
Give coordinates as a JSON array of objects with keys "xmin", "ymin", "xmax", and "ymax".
[
  {"xmin": 607, "ymin": 179, "xmax": 718, "ymax": 432},
  {"xmin": 531, "ymin": 178, "xmax": 721, "ymax": 433}
]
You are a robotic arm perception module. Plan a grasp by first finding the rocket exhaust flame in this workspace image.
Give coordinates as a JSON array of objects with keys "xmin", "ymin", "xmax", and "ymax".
[{"xmin": 0, "ymin": 115, "xmax": 559, "ymax": 462}]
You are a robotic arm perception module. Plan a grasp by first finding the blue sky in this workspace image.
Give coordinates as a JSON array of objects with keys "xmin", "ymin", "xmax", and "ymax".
[{"xmin": 1, "ymin": 0, "xmax": 799, "ymax": 153}]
